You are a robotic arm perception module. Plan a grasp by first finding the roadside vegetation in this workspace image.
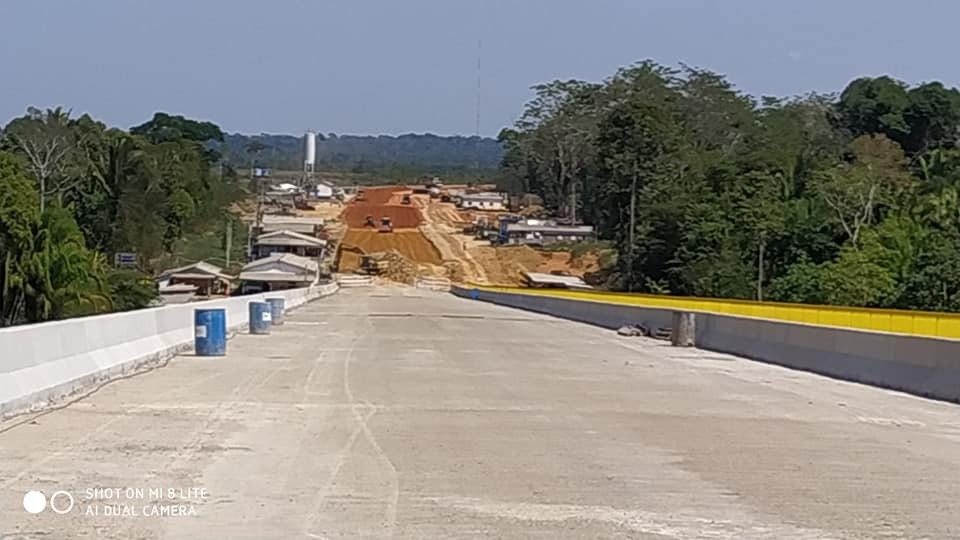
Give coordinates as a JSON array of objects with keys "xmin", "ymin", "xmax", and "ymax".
[
  {"xmin": 0, "ymin": 110, "xmax": 245, "ymax": 325},
  {"xmin": 498, "ymin": 61, "xmax": 960, "ymax": 311}
]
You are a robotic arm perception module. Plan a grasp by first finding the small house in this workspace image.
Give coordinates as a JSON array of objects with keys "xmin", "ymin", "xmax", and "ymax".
[
  {"xmin": 459, "ymin": 192, "xmax": 507, "ymax": 211},
  {"xmin": 501, "ymin": 222, "xmax": 596, "ymax": 246},
  {"xmin": 157, "ymin": 261, "xmax": 233, "ymax": 297},
  {"xmin": 252, "ymin": 229, "xmax": 327, "ymax": 259},
  {"xmin": 314, "ymin": 181, "xmax": 335, "ymax": 199},
  {"xmin": 239, "ymin": 253, "xmax": 320, "ymax": 293}
]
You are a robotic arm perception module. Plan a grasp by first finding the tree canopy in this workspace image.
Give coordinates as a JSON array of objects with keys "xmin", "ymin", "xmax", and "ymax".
[
  {"xmin": 0, "ymin": 109, "xmax": 245, "ymax": 325},
  {"xmin": 499, "ymin": 63, "xmax": 960, "ymax": 311}
]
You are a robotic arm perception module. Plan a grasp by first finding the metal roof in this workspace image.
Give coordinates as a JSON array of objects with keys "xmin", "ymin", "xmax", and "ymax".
[
  {"xmin": 238, "ymin": 270, "xmax": 315, "ymax": 283},
  {"xmin": 505, "ymin": 223, "xmax": 596, "ymax": 235},
  {"xmin": 158, "ymin": 261, "xmax": 233, "ymax": 281},
  {"xmin": 522, "ymin": 272, "xmax": 593, "ymax": 289},
  {"xmin": 242, "ymin": 253, "xmax": 319, "ymax": 273},
  {"xmin": 260, "ymin": 222, "xmax": 316, "ymax": 234},
  {"xmin": 256, "ymin": 230, "xmax": 326, "ymax": 247},
  {"xmin": 262, "ymin": 215, "xmax": 326, "ymax": 225},
  {"xmin": 168, "ymin": 272, "xmax": 229, "ymax": 281},
  {"xmin": 158, "ymin": 283, "xmax": 198, "ymax": 293},
  {"xmin": 461, "ymin": 192, "xmax": 506, "ymax": 201}
]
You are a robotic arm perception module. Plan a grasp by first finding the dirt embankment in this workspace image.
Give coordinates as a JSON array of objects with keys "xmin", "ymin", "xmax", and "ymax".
[
  {"xmin": 336, "ymin": 186, "xmax": 603, "ymax": 286},
  {"xmin": 337, "ymin": 230, "xmax": 443, "ymax": 272}
]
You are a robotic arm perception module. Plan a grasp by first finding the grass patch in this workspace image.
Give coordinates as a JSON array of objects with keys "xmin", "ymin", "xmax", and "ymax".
[
  {"xmin": 155, "ymin": 215, "xmax": 250, "ymax": 274},
  {"xmin": 540, "ymin": 240, "xmax": 614, "ymax": 257}
]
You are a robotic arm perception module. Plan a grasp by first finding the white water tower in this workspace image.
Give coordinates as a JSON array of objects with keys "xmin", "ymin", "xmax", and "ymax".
[{"xmin": 304, "ymin": 130, "xmax": 317, "ymax": 173}]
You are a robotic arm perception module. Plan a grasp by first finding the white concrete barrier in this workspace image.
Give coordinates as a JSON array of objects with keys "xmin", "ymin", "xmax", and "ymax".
[
  {"xmin": 337, "ymin": 274, "xmax": 374, "ymax": 287},
  {"xmin": 452, "ymin": 285, "xmax": 960, "ymax": 403},
  {"xmin": 415, "ymin": 276, "xmax": 452, "ymax": 292},
  {"xmin": 0, "ymin": 283, "xmax": 339, "ymax": 418}
]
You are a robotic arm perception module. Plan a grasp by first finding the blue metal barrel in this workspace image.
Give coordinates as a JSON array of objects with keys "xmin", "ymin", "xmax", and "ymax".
[
  {"xmin": 194, "ymin": 308, "xmax": 226, "ymax": 356},
  {"xmin": 266, "ymin": 297, "xmax": 285, "ymax": 326},
  {"xmin": 248, "ymin": 301, "xmax": 272, "ymax": 334}
]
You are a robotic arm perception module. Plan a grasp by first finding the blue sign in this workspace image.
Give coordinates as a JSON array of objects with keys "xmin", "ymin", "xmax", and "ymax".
[{"xmin": 114, "ymin": 252, "xmax": 137, "ymax": 268}]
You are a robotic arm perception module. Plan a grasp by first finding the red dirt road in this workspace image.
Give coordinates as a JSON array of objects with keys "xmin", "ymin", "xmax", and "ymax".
[
  {"xmin": 354, "ymin": 186, "xmax": 401, "ymax": 205},
  {"xmin": 343, "ymin": 205, "xmax": 422, "ymax": 228},
  {"xmin": 343, "ymin": 186, "xmax": 423, "ymax": 228}
]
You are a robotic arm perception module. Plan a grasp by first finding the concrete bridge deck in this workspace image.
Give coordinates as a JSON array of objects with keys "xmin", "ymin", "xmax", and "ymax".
[{"xmin": 2, "ymin": 287, "xmax": 959, "ymax": 539}]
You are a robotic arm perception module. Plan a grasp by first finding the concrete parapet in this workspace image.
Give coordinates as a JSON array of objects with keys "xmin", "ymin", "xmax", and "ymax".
[
  {"xmin": 0, "ymin": 282, "xmax": 339, "ymax": 418},
  {"xmin": 415, "ymin": 276, "xmax": 452, "ymax": 292},
  {"xmin": 452, "ymin": 285, "xmax": 960, "ymax": 403},
  {"xmin": 337, "ymin": 274, "xmax": 374, "ymax": 287}
]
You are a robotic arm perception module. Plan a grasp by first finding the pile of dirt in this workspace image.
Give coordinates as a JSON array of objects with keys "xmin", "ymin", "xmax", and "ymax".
[
  {"xmin": 535, "ymin": 251, "xmax": 600, "ymax": 276},
  {"xmin": 366, "ymin": 250, "xmax": 418, "ymax": 284},
  {"xmin": 467, "ymin": 245, "xmax": 545, "ymax": 285},
  {"xmin": 568, "ymin": 252, "xmax": 602, "ymax": 273},
  {"xmin": 339, "ymin": 230, "xmax": 442, "ymax": 265},
  {"xmin": 418, "ymin": 263, "xmax": 450, "ymax": 279},
  {"xmin": 442, "ymin": 261, "xmax": 466, "ymax": 282}
]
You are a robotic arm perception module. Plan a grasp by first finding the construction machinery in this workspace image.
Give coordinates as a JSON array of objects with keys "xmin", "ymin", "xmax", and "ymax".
[
  {"xmin": 360, "ymin": 254, "xmax": 389, "ymax": 275},
  {"xmin": 364, "ymin": 215, "xmax": 376, "ymax": 228},
  {"xmin": 401, "ymin": 194, "xmax": 411, "ymax": 205},
  {"xmin": 378, "ymin": 216, "xmax": 393, "ymax": 233},
  {"xmin": 466, "ymin": 215, "xmax": 491, "ymax": 238}
]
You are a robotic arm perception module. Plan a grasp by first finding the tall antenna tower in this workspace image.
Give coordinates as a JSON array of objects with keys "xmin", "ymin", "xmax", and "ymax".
[{"xmin": 475, "ymin": 38, "xmax": 482, "ymax": 172}]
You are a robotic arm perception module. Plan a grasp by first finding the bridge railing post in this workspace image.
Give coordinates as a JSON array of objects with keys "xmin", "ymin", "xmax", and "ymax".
[{"xmin": 671, "ymin": 311, "xmax": 696, "ymax": 347}]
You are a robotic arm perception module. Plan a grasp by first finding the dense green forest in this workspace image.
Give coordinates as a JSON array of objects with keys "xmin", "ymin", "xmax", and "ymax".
[
  {"xmin": 0, "ymin": 110, "xmax": 244, "ymax": 326},
  {"xmin": 223, "ymin": 132, "xmax": 503, "ymax": 177},
  {"xmin": 498, "ymin": 61, "xmax": 960, "ymax": 311}
]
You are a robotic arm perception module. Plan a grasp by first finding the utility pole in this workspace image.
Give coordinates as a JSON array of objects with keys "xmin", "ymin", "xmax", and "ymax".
[
  {"xmin": 627, "ymin": 160, "xmax": 637, "ymax": 292},
  {"xmin": 570, "ymin": 179, "xmax": 577, "ymax": 225},
  {"xmin": 757, "ymin": 237, "xmax": 765, "ymax": 301},
  {"xmin": 248, "ymin": 166, "xmax": 262, "ymax": 262},
  {"xmin": 225, "ymin": 218, "xmax": 233, "ymax": 268}
]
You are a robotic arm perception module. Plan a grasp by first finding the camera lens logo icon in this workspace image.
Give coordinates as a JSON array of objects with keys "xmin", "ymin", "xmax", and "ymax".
[
  {"xmin": 22, "ymin": 491, "xmax": 45, "ymax": 514},
  {"xmin": 23, "ymin": 490, "xmax": 74, "ymax": 514}
]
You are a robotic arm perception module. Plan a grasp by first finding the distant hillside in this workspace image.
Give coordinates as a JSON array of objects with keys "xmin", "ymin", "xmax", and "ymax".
[{"xmin": 222, "ymin": 132, "xmax": 503, "ymax": 173}]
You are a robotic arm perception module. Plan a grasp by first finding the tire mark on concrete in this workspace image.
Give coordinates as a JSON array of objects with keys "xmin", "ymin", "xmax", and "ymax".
[
  {"xmin": 302, "ymin": 327, "xmax": 400, "ymax": 539},
  {"xmin": 0, "ymin": 369, "xmax": 225, "ymax": 490},
  {"xmin": 351, "ymin": 316, "xmax": 400, "ymax": 539}
]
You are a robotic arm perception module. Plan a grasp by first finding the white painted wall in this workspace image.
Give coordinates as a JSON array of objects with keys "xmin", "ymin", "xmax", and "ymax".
[
  {"xmin": 0, "ymin": 283, "xmax": 339, "ymax": 418},
  {"xmin": 462, "ymin": 200, "xmax": 504, "ymax": 210}
]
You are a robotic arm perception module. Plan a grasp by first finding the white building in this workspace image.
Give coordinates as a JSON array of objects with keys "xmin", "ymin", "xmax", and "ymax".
[
  {"xmin": 460, "ymin": 192, "xmax": 507, "ymax": 211},
  {"xmin": 239, "ymin": 253, "xmax": 320, "ymax": 294},
  {"xmin": 252, "ymin": 229, "xmax": 327, "ymax": 259}
]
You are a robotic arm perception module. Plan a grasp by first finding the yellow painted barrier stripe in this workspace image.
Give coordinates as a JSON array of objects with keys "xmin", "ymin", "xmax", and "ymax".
[{"xmin": 466, "ymin": 284, "xmax": 960, "ymax": 340}]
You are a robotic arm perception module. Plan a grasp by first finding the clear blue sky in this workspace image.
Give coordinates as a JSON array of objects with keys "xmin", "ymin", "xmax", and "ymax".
[{"xmin": 1, "ymin": 0, "xmax": 957, "ymax": 137}]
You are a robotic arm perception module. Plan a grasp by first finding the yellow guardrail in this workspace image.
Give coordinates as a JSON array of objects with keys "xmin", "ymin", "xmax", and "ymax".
[{"xmin": 467, "ymin": 284, "xmax": 960, "ymax": 340}]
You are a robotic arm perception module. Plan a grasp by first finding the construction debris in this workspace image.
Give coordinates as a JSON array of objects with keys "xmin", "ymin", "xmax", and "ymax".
[
  {"xmin": 617, "ymin": 324, "xmax": 650, "ymax": 337},
  {"xmin": 361, "ymin": 250, "xmax": 419, "ymax": 284}
]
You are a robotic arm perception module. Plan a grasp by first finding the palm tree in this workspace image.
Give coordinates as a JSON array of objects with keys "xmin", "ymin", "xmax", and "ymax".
[{"xmin": 22, "ymin": 206, "xmax": 112, "ymax": 322}]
